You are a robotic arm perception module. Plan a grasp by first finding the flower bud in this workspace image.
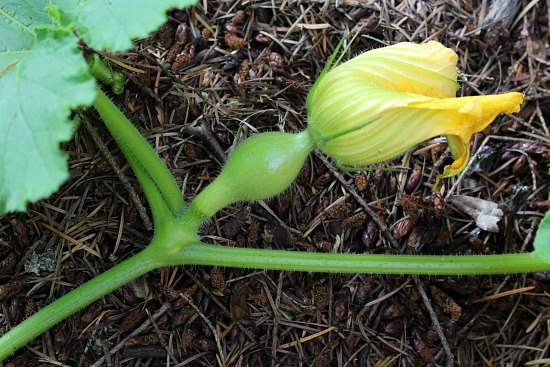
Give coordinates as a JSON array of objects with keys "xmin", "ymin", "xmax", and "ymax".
[{"xmin": 306, "ymin": 41, "xmax": 523, "ymax": 181}]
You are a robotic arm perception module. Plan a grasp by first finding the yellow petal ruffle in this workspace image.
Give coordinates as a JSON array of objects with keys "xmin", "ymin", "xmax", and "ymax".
[{"xmin": 409, "ymin": 92, "xmax": 523, "ymax": 177}]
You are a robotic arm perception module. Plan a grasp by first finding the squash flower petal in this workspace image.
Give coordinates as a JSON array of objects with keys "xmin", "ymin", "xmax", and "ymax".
[
  {"xmin": 409, "ymin": 93, "xmax": 523, "ymax": 178},
  {"xmin": 332, "ymin": 41, "xmax": 460, "ymax": 98},
  {"xmin": 306, "ymin": 41, "xmax": 523, "ymax": 181}
]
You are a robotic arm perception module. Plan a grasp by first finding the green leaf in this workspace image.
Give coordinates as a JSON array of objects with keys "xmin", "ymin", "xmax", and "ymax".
[
  {"xmin": 0, "ymin": 0, "xmax": 52, "ymax": 52},
  {"xmin": 1, "ymin": 0, "xmax": 198, "ymax": 214},
  {"xmin": 533, "ymin": 210, "xmax": 550, "ymax": 260},
  {"xmin": 0, "ymin": 23, "xmax": 96, "ymax": 214},
  {"xmin": 54, "ymin": 0, "xmax": 198, "ymax": 52}
]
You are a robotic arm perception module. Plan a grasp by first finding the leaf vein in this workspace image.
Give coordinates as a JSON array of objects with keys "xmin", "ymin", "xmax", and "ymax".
[{"xmin": 0, "ymin": 8, "xmax": 36, "ymax": 36}]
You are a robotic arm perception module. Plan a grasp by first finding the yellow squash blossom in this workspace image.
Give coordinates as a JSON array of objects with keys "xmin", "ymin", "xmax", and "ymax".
[{"xmin": 306, "ymin": 41, "xmax": 523, "ymax": 181}]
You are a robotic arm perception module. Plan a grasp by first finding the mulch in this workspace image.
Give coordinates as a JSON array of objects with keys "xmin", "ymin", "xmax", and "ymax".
[{"xmin": 1, "ymin": 1, "xmax": 549, "ymax": 366}]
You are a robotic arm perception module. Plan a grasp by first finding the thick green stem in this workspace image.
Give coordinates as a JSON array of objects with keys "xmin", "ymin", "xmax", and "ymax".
[
  {"xmin": 177, "ymin": 242, "xmax": 550, "ymax": 275},
  {"xmin": 0, "ymin": 246, "xmax": 163, "ymax": 361},
  {"xmin": 93, "ymin": 87, "xmax": 185, "ymax": 219}
]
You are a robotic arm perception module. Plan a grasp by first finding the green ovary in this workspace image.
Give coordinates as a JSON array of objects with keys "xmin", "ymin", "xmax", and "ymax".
[
  {"xmin": 222, "ymin": 131, "xmax": 313, "ymax": 201},
  {"xmin": 182, "ymin": 131, "xmax": 313, "ymax": 230}
]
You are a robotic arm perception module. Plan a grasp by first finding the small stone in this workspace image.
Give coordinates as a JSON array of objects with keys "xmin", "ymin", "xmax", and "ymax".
[{"xmin": 24, "ymin": 248, "xmax": 56, "ymax": 276}]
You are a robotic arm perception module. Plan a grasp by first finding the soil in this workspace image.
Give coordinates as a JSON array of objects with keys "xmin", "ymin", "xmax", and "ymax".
[{"xmin": 1, "ymin": 1, "xmax": 550, "ymax": 366}]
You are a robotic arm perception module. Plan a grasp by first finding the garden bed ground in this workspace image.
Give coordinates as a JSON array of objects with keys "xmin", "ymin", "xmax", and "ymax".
[{"xmin": 1, "ymin": 0, "xmax": 550, "ymax": 366}]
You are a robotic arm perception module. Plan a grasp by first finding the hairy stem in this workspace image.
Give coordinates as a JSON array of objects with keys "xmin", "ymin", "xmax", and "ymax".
[
  {"xmin": 177, "ymin": 242, "xmax": 550, "ymax": 275},
  {"xmin": 93, "ymin": 87, "xmax": 185, "ymax": 220},
  {"xmin": 0, "ymin": 246, "xmax": 163, "ymax": 361}
]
